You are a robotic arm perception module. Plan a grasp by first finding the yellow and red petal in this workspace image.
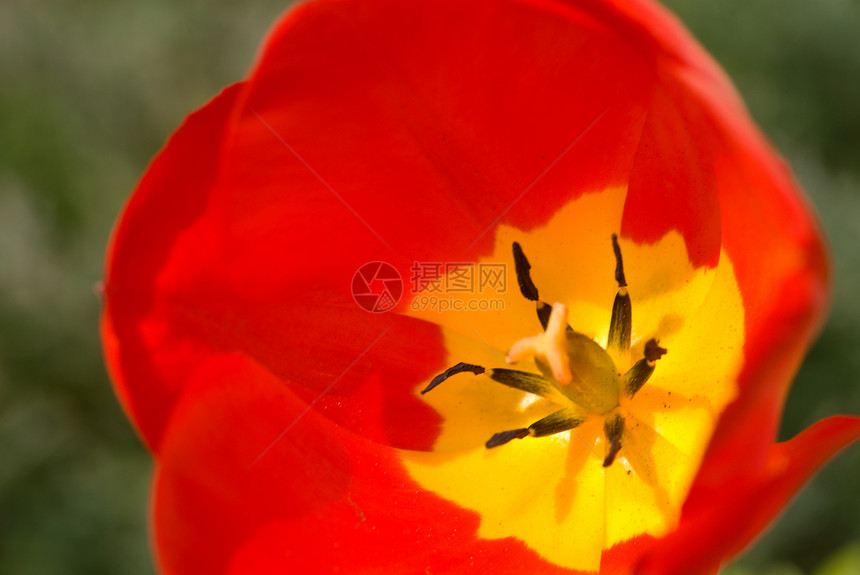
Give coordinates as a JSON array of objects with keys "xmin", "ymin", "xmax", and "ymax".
[
  {"xmin": 637, "ymin": 416, "xmax": 860, "ymax": 575},
  {"xmin": 106, "ymin": 0, "xmax": 665, "ymax": 453},
  {"xmin": 153, "ymin": 353, "xmax": 601, "ymax": 575}
]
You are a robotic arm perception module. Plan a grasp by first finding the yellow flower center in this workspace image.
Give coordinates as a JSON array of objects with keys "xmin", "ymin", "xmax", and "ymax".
[{"xmin": 401, "ymin": 188, "xmax": 745, "ymax": 572}]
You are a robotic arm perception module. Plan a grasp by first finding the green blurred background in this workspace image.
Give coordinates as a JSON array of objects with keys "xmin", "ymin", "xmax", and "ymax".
[{"xmin": 1, "ymin": 1, "xmax": 858, "ymax": 574}]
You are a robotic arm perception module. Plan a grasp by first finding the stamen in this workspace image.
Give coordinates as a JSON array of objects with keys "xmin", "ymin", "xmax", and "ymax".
[
  {"xmin": 488, "ymin": 368, "xmax": 559, "ymax": 398},
  {"xmin": 506, "ymin": 303, "xmax": 572, "ymax": 384},
  {"xmin": 422, "ymin": 362, "xmax": 484, "ymax": 394},
  {"xmin": 623, "ymin": 339, "xmax": 667, "ymax": 397},
  {"xmin": 528, "ymin": 407, "xmax": 586, "ymax": 438},
  {"xmin": 607, "ymin": 234, "xmax": 632, "ymax": 353},
  {"xmin": 486, "ymin": 407, "xmax": 585, "ymax": 449},
  {"xmin": 611, "ymin": 233, "xmax": 627, "ymax": 288},
  {"xmin": 486, "ymin": 428, "xmax": 530, "ymax": 448},
  {"xmin": 512, "ymin": 242, "xmax": 540, "ymax": 301},
  {"xmin": 602, "ymin": 413, "xmax": 625, "ymax": 467},
  {"xmin": 512, "ymin": 242, "xmax": 555, "ymax": 330},
  {"xmin": 423, "ymin": 362, "xmax": 562, "ymax": 400},
  {"xmin": 644, "ymin": 339, "xmax": 668, "ymax": 364}
]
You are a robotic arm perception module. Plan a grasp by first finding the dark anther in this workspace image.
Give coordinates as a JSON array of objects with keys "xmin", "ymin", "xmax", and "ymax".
[
  {"xmin": 624, "ymin": 339, "xmax": 667, "ymax": 397},
  {"xmin": 486, "ymin": 428, "xmax": 530, "ymax": 448},
  {"xmin": 608, "ymin": 291, "xmax": 632, "ymax": 352},
  {"xmin": 644, "ymin": 339, "xmax": 667, "ymax": 363},
  {"xmin": 611, "ymin": 234, "xmax": 627, "ymax": 288},
  {"xmin": 607, "ymin": 235, "xmax": 632, "ymax": 353},
  {"xmin": 423, "ymin": 363, "xmax": 562, "ymax": 400},
  {"xmin": 422, "ymin": 362, "xmax": 485, "ymax": 394},
  {"xmin": 488, "ymin": 368, "xmax": 556, "ymax": 397},
  {"xmin": 604, "ymin": 436, "xmax": 622, "ymax": 467},
  {"xmin": 486, "ymin": 407, "xmax": 585, "ymax": 449},
  {"xmin": 602, "ymin": 414, "xmax": 625, "ymax": 467},
  {"xmin": 512, "ymin": 242, "xmax": 569, "ymax": 332},
  {"xmin": 512, "ymin": 242, "xmax": 540, "ymax": 301},
  {"xmin": 528, "ymin": 407, "xmax": 585, "ymax": 437}
]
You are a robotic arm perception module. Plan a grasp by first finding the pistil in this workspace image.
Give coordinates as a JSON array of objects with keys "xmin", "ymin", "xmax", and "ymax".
[{"xmin": 506, "ymin": 303, "xmax": 572, "ymax": 384}]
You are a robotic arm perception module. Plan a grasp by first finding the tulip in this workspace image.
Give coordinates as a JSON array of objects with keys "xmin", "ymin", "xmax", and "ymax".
[{"xmin": 102, "ymin": 0, "xmax": 860, "ymax": 573}]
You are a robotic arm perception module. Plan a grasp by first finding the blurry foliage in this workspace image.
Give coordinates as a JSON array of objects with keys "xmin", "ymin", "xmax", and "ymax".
[
  {"xmin": 815, "ymin": 543, "xmax": 860, "ymax": 575},
  {"xmin": 0, "ymin": 0, "xmax": 858, "ymax": 574}
]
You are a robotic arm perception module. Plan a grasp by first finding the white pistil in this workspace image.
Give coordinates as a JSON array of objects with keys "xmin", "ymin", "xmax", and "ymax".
[{"xmin": 506, "ymin": 302, "xmax": 572, "ymax": 384}]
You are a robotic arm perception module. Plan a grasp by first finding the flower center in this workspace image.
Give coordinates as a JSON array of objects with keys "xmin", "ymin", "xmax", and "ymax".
[
  {"xmin": 422, "ymin": 236, "xmax": 667, "ymax": 467},
  {"xmin": 400, "ymin": 188, "xmax": 746, "ymax": 572}
]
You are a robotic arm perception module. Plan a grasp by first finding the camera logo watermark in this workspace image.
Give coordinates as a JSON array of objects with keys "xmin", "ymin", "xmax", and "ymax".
[
  {"xmin": 351, "ymin": 261, "xmax": 507, "ymax": 313},
  {"xmin": 351, "ymin": 261, "xmax": 404, "ymax": 313}
]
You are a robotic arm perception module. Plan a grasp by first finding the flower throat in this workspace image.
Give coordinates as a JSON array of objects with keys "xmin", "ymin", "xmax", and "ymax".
[{"xmin": 421, "ymin": 235, "xmax": 666, "ymax": 467}]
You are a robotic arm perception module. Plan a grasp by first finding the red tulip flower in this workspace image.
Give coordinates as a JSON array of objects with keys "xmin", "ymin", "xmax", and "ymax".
[{"xmin": 102, "ymin": 0, "xmax": 860, "ymax": 574}]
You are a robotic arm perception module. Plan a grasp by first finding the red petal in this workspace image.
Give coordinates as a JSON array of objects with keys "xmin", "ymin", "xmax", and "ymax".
[
  {"xmin": 213, "ymin": 0, "xmax": 658, "ymax": 273},
  {"xmin": 102, "ymin": 84, "xmax": 243, "ymax": 450},
  {"xmin": 636, "ymin": 416, "xmax": 860, "ymax": 575}
]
